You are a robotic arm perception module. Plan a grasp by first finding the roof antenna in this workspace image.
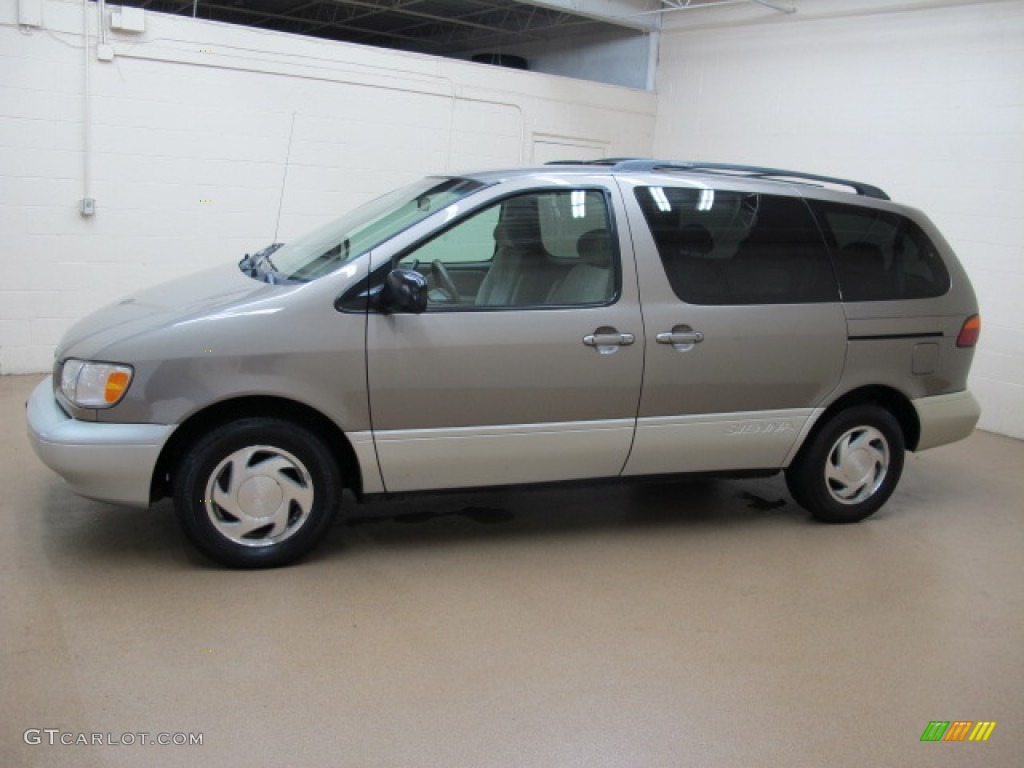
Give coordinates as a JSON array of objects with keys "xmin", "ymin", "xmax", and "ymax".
[{"xmin": 274, "ymin": 111, "xmax": 296, "ymax": 243}]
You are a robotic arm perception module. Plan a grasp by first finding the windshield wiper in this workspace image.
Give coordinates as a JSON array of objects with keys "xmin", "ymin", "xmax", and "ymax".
[{"xmin": 239, "ymin": 242, "xmax": 284, "ymax": 282}]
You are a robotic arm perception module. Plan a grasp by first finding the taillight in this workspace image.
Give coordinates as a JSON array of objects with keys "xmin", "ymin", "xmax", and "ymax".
[{"xmin": 956, "ymin": 314, "xmax": 981, "ymax": 348}]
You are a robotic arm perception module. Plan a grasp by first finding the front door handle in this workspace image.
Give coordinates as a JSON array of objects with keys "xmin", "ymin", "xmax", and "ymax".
[
  {"xmin": 583, "ymin": 326, "xmax": 635, "ymax": 354},
  {"xmin": 656, "ymin": 325, "xmax": 704, "ymax": 351}
]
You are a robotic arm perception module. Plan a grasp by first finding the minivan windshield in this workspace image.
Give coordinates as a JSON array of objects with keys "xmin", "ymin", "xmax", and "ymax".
[{"xmin": 245, "ymin": 177, "xmax": 486, "ymax": 283}]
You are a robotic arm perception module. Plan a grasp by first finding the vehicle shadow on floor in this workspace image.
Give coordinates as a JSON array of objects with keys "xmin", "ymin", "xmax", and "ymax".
[
  {"xmin": 37, "ymin": 474, "xmax": 799, "ymax": 569},
  {"xmin": 336, "ymin": 475, "xmax": 798, "ymax": 554}
]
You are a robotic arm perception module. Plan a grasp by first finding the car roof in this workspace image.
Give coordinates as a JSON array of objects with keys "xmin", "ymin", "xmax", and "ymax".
[{"xmin": 453, "ymin": 159, "xmax": 890, "ymax": 202}]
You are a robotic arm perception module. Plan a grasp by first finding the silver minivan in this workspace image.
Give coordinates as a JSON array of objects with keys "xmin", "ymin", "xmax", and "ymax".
[{"xmin": 27, "ymin": 160, "xmax": 982, "ymax": 567}]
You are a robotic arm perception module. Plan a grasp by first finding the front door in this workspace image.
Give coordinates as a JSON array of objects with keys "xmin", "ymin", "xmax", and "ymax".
[{"xmin": 367, "ymin": 181, "xmax": 644, "ymax": 492}]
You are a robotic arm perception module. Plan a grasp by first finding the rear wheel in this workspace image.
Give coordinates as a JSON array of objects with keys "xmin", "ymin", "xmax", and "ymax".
[
  {"xmin": 173, "ymin": 418, "xmax": 341, "ymax": 567},
  {"xmin": 785, "ymin": 405, "xmax": 904, "ymax": 524}
]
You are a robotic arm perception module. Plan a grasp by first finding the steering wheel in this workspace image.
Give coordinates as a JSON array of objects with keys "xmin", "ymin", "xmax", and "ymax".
[{"xmin": 430, "ymin": 260, "xmax": 460, "ymax": 303}]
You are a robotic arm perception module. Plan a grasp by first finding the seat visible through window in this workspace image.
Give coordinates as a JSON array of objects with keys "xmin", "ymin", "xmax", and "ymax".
[
  {"xmin": 547, "ymin": 228, "xmax": 614, "ymax": 305},
  {"xmin": 475, "ymin": 196, "xmax": 557, "ymax": 306}
]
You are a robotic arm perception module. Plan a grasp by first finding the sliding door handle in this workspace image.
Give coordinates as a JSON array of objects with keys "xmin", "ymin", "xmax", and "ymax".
[{"xmin": 656, "ymin": 325, "xmax": 704, "ymax": 350}]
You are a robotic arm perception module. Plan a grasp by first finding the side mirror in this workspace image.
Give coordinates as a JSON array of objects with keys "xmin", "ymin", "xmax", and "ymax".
[{"xmin": 377, "ymin": 269, "xmax": 428, "ymax": 314}]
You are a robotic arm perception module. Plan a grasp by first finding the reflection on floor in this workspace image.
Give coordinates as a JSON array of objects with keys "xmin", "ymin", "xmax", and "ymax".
[{"xmin": 3, "ymin": 373, "xmax": 1021, "ymax": 768}]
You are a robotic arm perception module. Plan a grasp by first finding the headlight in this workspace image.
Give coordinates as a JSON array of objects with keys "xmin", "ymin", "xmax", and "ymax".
[{"xmin": 60, "ymin": 359, "xmax": 134, "ymax": 408}]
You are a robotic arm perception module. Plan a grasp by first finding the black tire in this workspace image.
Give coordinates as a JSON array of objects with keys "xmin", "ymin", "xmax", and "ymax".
[
  {"xmin": 173, "ymin": 417, "xmax": 341, "ymax": 568},
  {"xmin": 785, "ymin": 405, "xmax": 905, "ymax": 524}
]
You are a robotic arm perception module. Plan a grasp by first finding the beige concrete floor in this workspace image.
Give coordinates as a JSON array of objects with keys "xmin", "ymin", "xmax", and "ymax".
[{"xmin": 2, "ymin": 373, "xmax": 1022, "ymax": 768}]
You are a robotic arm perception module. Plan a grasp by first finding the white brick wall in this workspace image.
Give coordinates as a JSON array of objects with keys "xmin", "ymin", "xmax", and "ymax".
[
  {"xmin": 4, "ymin": 0, "xmax": 1021, "ymax": 441},
  {"xmin": 654, "ymin": 0, "xmax": 1024, "ymax": 439},
  {"xmin": 0, "ymin": 0, "xmax": 655, "ymax": 373}
]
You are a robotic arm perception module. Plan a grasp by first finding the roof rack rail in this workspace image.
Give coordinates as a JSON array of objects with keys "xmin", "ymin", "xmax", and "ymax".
[
  {"xmin": 543, "ymin": 157, "xmax": 640, "ymax": 167},
  {"xmin": 608, "ymin": 159, "xmax": 890, "ymax": 200}
]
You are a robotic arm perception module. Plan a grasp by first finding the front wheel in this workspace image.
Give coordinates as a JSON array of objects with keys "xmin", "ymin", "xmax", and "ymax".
[
  {"xmin": 173, "ymin": 418, "xmax": 341, "ymax": 567},
  {"xmin": 785, "ymin": 405, "xmax": 905, "ymax": 524}
]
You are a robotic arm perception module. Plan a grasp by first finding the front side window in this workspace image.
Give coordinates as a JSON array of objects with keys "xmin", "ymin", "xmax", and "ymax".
[
  {"xmin": 806, "ymin": 200, "xmax": 951, "ymax": 301},
  {"xmin": 397, "ymin": 189, "xmax": 618, "ymax": 309},
  {"xmin": 635, "ymin": 187, "xmax": 839, "ymax": 305}
]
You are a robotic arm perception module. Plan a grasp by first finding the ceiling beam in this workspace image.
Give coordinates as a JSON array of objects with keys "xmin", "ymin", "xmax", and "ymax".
[
  {"xmin": 638, "ymin": 0, "xmax": 796, "ymax": 17},
  {"xmin": 518, "ymin": 0, "xmax": 661, "ymax": 32}
]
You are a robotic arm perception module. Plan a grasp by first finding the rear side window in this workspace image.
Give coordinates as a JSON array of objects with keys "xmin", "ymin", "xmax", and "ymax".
[
  {"xmin": 635, "ymin": 187, "xmax": 838, "ymax": 305},
  {"xmin": 807, "ymin": 200, "xmax": 950, "ymax": 301}
]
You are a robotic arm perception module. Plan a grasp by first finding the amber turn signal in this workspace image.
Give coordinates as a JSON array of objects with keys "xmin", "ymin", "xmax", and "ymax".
[{"xmin": 104, "ymin": 371, "xmax": 132, "ymax": 403}]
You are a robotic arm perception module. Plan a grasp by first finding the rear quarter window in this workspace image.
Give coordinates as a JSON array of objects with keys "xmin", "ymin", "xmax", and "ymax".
[{"xmin": 807, "ymin": 200, "xmax": 951, "ymax": 302}]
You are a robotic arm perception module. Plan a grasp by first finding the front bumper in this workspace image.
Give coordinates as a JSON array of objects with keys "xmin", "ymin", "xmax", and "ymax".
[
  {"xmin": 912, "ymin": 390, "xmax": 981, "ymax": 451},
  {"xmin": 26, "ymin": 377, "xmax": 175, "ymax": 507}
]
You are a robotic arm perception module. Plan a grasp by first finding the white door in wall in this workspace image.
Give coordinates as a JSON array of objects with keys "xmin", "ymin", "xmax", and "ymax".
[{"xmin": 532, "ymin": 139, "xmax": 607, "ymax": 164}]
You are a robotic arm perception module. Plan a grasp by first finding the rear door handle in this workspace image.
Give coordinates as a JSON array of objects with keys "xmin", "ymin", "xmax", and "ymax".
[
  {"xmin": 583, "ymin": 326, "xmax": 635, "ymax": 354},
  {"xmin": 656, "ymin": 325, "xmax": 704, "ymax": 350},
  {"xmin": 656, "ymin": 330, "xmax": 703, "ymax": 344}
]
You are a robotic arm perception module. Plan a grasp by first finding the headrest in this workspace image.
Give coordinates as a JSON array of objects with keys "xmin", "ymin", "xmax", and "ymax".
[
  {"xmin": 675, "ymin": 223, "xmax": 714, "ymax": 255},
  {"xmin": 576, "ymin": 229, "xmax": 612, "ymax": 267},
  {"xmin": 494, "ymin": 196, "xmax": 543, "ymax": 247}
]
